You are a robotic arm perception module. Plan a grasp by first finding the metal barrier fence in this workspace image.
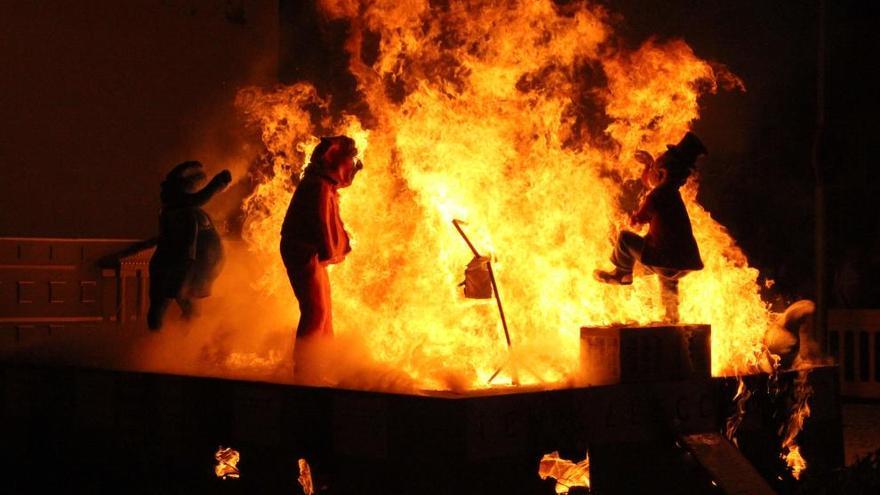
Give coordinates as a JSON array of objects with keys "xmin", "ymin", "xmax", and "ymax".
[
  {"xmin": 0, "ymin": 237, "xmax": 153, "ymax": 344},
  {"xmin": 828, "ymin": 309, "xmax": 880, "ymax": 398}
]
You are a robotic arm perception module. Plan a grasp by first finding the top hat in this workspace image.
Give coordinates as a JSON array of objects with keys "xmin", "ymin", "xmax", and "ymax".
[{"xmin": 665, "ymin": 132, "xmax": 708, "ymax": 167}]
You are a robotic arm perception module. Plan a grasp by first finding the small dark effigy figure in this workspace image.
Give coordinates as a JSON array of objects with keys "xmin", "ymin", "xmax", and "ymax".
[
  {"xmin": 280, "ymin": 136, "xmax": 362, "ymax": 375},
  {"xmin": 147, "ymin": 161, "xmax": 232, "ymax": 330},
  {"xmin": 594, "ymin": 132, "xmax": 707, "ymax": 322}
]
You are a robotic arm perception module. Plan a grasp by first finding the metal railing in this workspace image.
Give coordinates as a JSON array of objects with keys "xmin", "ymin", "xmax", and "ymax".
[{"xmin": 828, "ymin": 309, "xmax": 880, "ymax": 398}]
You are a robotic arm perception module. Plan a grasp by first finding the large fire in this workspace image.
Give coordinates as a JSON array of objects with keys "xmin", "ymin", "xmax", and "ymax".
[{"xmin": 235, "ymin": 0, "xmax": 769, "ymax": 391}]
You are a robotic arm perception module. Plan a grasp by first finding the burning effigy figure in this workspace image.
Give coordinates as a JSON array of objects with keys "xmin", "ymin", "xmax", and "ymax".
[
  {"xmin": 594, "ymin": 132, "xmax": 707, "ymax": 322},
  {"xmin": 147, "ymin": 161, "xmax": 232, "ymax": 330},
  {"xmin": 280, "ymin": 136, "xmax": 362, "ymax": 376}
]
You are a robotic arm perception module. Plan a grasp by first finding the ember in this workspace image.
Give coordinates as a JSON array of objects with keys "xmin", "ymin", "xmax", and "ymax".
[
  {"xmin": 538, "ymin": 451, "xmax": 590, "ymax": 494},
  {"xmin": 298, "ymin": 458, "xmax": 314, "ymax": 495},
  {"xmin": 235, "ymin": 0, "xmax": 768, "ymax": 391},
  {"xmin": 214, "ymin": 446, "xmax": 241, "ymax": 480}
]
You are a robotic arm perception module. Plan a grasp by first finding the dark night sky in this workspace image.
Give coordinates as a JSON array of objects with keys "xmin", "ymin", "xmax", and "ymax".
[
  {"xmin": 0, "ymin": 0, "xmax": 278, "ymax": 238},
  {"xmin": 1, "ymin": 0, "xmax": 878, "ymax": 303}
]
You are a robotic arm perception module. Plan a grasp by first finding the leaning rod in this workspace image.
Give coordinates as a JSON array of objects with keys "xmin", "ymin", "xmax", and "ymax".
[
  {"xmin": 451, "ymin": 219, "xmax": 512, "ymax": 349},
  {"xmin": 452, "ymin": 219, "xmax": 480, "ymax": 257}
]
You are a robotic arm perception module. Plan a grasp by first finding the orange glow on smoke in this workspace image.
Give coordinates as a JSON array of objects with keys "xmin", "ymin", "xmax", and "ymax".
[
  {"xmin": 235, "ymin": 0, "xmax": 771, "ymax": 391},
  {"xmin": 538, "ymin": 451, "xmax": 590, "ymax": 493}
]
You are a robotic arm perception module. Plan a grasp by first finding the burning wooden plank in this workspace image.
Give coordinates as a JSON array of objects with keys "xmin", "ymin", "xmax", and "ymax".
[
  {"xmin": 214, "ymin": 446, "xmax": 240, "ymax": 480},
  {"xmin": 538, "ymin": 451, "xmax": 590, "ymax": 494},
  {"xmin": 298, "ymin": 458, "xmax": 314, "ymax": 494}
]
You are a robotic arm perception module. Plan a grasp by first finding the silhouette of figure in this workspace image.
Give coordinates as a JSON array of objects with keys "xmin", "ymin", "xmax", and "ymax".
[
  {"xmin": 280, "ymin": 136, "xmax": 362, "ymax": 375},
  {"xmin": 147, "ymin": 161, "xmax": 232, "ymax": 330},
  {"xmin": 594, "ymin": 132, "xmax": 707, "ymax": 322}
]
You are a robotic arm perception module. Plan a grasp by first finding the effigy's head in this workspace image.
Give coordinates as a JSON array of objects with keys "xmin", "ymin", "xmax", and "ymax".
[
  {"xmin": 162, "ymin": 160, "xmax": 207, "ymax": 198},
  {"xmin": 658, "ymin": 132, "xmax": 708, "ymax": 186},
  {"xmin": 306, "ymin": 135, "xmax": 361, "ymax": 187}
]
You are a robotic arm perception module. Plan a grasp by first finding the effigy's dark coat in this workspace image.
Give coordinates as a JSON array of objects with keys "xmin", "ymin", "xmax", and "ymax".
[{"xmin": 631, "ymin": 182, "xmax": 703, "ymax": 271}]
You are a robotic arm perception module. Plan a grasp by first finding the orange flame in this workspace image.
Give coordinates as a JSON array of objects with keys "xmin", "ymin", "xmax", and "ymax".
[
  {"xmin": 780, "ymin": 369, "xmax": 813, "ymax": 480},
  {"xmin": 538, "ymin": 451, "xmax": 590, "ymax": 493},
  {"xmin": 783, "ymin": 445, "xmax": 807, "ymax": 481},
  {"xmin": 236, "ymin": 0, "xmax": 770, "ymax": 390},
  {"xmin": 724, "ymin": 377, "xmax": 752, "ymax": 447},
  {"xmin": 298, "ymin": 458, "xmax": 315, "ymax": 495},
  {"xmin": 214, "ymin": 446, "xmax": 241, "ymax": 479}
]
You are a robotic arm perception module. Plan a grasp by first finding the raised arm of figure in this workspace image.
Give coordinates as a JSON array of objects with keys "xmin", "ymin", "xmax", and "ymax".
[{"xmin": 185, "ymin": 170, "xmax": 232, "ymax": 207}]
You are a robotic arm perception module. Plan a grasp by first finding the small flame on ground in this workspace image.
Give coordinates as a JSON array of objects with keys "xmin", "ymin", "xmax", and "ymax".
[
  {"xmin": 225, "ymin": 350, "xmax": 285, "ymax": 372},
  {"xmin": 298, "ymin": 458, "xmax": 315, "ymax": 495},
  {"xmin": 214, "ymin": 446, "xmax": 241, "ymax": 480},
  {"xmin": 538, "ymin": 451, "xmax": 590, "ymax": 494},
  {"xmin": 783, "ymin": 445, "xmax": 807, "ymax": 480},
  {"xmin": 779, "ymin": 369, "xmax": 813, "ymax": 480}
]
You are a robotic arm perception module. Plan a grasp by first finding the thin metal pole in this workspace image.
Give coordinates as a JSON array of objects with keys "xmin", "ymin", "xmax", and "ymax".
[
  {"xmin": 813, "ymin": 0, "xmax": 828, "ymax": 352},
  {"xmin": 451, "ymin": 219, "xmax": 513, "ymax": 349},
  {"xmin": 486, "ymin": 261, "xmax": 512, "ymax": 348},
  {"xmin": 452, "ymin": 219, "xmax": 481, "ymax": 257}
]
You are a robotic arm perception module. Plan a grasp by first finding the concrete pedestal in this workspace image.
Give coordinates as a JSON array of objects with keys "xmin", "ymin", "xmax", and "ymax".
[{"xmin": 579, "ymin": 324, "xmax": 711, "ymax": 386}]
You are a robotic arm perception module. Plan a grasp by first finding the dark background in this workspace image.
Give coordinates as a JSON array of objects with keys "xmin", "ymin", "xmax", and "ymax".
[
  {"xmin": 1, "ymin": 0, "xmax": 878, "ymax": 306},
  {"xmin": 0, "ymin": 0, "xmax": 278, "ymax": 238}
]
